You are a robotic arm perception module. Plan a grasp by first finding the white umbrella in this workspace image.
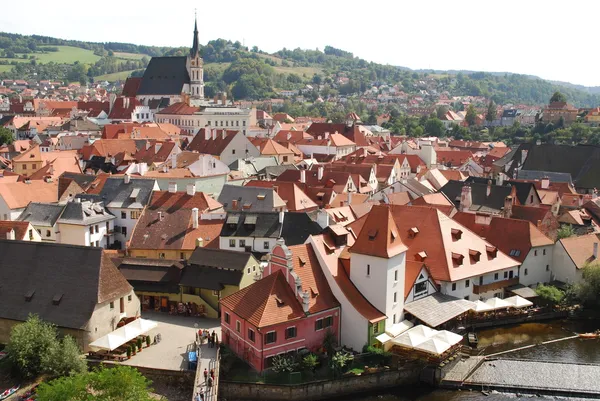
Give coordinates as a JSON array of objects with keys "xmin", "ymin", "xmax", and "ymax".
[
  {"xmin": 432, "ymin": 330, "xmax": 463, "ymax": 346},
  {"xmin": 415, "ymin": 338, "xmax": 451, "ymax": 355},
  {"xmin": 485, "ymin": 297, "xmax": 512, "ymax": 310},
  {"xmin": 471, "ymin": 300, "xmax": 493, "ymax": 313},
  {"xmin": 504, "ymin": 295, "xmax": 534, "ymax": 308}
]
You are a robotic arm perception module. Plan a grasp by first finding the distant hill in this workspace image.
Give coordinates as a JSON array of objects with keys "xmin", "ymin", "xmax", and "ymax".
[{"xmin": 0, "ymin": 31, "xmax": 599, "ymax": 106}]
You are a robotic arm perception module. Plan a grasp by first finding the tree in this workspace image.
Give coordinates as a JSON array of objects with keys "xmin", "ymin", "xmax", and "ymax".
[
  {"xmin": 465, "ymin": 104, "xmax": 477, "ymax": 126},
  {"xmin": 535, "ymin": 285, "xmax": 565, "ymax": 305},
  {"xmin": 436, "ymin": 105, "xmax": 449, "ymax": 120},
  {"xmin": 0, "ymin": 126, "xmax": 13, "ymax": 146},
  {"xmin": 37, "ymin": 365, "xmax": 155, "ymax": 401},
  {"xmin": 6, "ymin": 314, "xmax": 85, "ymax": 378},
  {"xmin": 557, "ymin": 224, "xmax": 575, "ymax": 239},
  {"xmin": 572, "ymin": 263, "xmax": 600, "ymax": 308},
  {"xmin": 424, "ymin": 117, "xmax": 444, "ymax": 137},
  {"xmin": 550, "ymin": 91, "xmax": 567, "ymax": 103},
  {"xmin": 486, "ymin": 100, "xmax": 496, "ymax": 123}
]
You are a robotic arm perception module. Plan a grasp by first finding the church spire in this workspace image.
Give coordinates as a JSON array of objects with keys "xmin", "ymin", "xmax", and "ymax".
[{"xmin": 190, "ymin": 11, "xmax": 200, "ymax": 57}]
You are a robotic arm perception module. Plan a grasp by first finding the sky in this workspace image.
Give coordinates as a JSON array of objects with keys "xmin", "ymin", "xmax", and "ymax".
[{"xmin": 2, "ymin": 0, "xmax": 599, "ymax": 86}]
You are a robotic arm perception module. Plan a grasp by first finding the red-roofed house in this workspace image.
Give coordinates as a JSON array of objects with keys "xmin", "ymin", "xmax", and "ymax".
[
  {"xmin": 187, "ymin": 129, "xmax": 259, "ymax": 166},
  {"xmin": 220, "ymin": 242, "xmax": 340, "ymax": 371}
]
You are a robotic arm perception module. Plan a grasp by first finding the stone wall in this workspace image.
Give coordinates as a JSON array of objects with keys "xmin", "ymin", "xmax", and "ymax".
[{"xmin": 220, "ymin": 364, "xmax": 422, "ymax": 401}]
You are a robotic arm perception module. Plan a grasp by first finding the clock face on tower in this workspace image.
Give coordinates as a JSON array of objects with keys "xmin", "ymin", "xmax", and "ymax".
[{"xmin": 191, "ymin": 61, "xmax": 195, "ymax": 66}]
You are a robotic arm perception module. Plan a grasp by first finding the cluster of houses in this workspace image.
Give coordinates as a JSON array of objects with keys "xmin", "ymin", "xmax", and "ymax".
[{"xmin": 0, "ymin": 21, "xmax": 599, "ymax": 374}]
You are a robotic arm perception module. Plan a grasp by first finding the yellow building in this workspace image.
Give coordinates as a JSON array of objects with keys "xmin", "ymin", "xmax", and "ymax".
[{"xmin": 12, "ymin": 144, "xmax": 42, "ymax": 177}]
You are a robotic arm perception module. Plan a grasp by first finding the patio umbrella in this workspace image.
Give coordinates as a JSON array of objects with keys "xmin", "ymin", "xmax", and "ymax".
[
  {"xmin": 504, "ymin": 295, "xmax": 534, "ymax": 308},
  {"xmin": 432, "ymin": 330, "xmax": 463, "ymax": 346},
  {"xmin": 471, "ymin": 300, "xmax": 493, "ymax": 313},
  {"xmin": 484, "ymin": 297, "xmax": 512, "ymax": 310}
]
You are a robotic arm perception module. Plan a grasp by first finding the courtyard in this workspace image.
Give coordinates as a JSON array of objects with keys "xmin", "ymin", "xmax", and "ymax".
[{"xmin": 122, "ymin": 311, "xmax": 221, "ymax": 371}]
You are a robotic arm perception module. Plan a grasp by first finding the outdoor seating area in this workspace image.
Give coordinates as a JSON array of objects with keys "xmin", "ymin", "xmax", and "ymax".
[
  {"xmin": 381, "ymin": 325, "xmax": 464, "ymax": 364},
  {"xmin": 87, "ymin": 318, "xmax": 158, "ymax": 362},
  {"xmin": 139, "ymin": 295, "xmax": 208, "ymax": 318},
  {"xmin": 467, "ymin": 295, "xmax": 537, "ymax": 323}
]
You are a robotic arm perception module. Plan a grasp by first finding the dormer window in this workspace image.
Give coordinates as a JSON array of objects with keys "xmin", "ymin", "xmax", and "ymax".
[
  {"xmin": 469, "ymin": 249, "xmax": 481, "ymax": 263},
  {"xmin": 416, "ymin": 251, "xmax": 428, "ymax": 262},
  {"xmin": 408, "ymin": 227, "xmax": 419, "ymax": 238},
  {"xmin": 368, "ymin": 229, "xmax": 378, "ymax": 241},
  {"xmin": 298, "ymin": 256, "xmax": 306, "ymax": 266},
  {"xmin": 25, "ymin": 289, "xmax": 35, "ymax": 302},
  {"xmin": 486, "ymin": 245, "xmax": 498, "ymax": 258},
  {"xmin": 451, "ymin": 228, "xmax": 462, "ymax": 241},
  {"xmin": 452, "ymin": 253, "xmax": 464, "ymax": 266}
]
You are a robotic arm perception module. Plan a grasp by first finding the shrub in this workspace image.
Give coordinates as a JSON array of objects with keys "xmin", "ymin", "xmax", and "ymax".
[
  {"xmin": 126, "ymin": 346, "xmax": 132, "ymax": 358},
  {"xmin": 536, "ymin": 284, "xmax": 565, "ymax": 305},
  {"xmin": 137, "ymin": 338, "xmax": 143, "ymax": 350},
  {"xmin": 271, "ymin": 354, "xmax": 297, "ymax": 373},
  {"xmin": 145, "ymin": 336, "xmax": 151, "ymax": 347},
  {"xmin": 301, "ymin": 353, "xmax": 319, "ymax": 372}
]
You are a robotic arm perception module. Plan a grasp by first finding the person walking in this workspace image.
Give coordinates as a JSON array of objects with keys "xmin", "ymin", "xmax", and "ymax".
[
  {"xmin": 211, "ymin": 331, "xmax": 216, "ymax": 348},
  {"xmin": 210, "ymin": 368, "xmax": 215, "ymax": 381},
  {"xmin": 203, "ymin": 368, "xmax": 208, "ymax": 382}
]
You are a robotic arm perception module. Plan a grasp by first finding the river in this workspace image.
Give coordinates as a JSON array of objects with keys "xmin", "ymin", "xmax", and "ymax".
[{"xmin": 345, "ymin": 319, "xmax": 600, "ymax": 401}]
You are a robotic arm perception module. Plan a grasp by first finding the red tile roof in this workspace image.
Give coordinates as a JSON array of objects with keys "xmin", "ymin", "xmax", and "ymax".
[
  {"xmin": 121, "ymin": 77, "xmax": 142, "ymax": 97},
  {"xmin": 350, "ymin": 204, "xmax": 407, "ymax": 258},
  {"xmin": 0, "ymin": 220, "xmax": 33, "ymax": 240},
  {"xmin": 187, "ymin": 129, "xmax": 238, "ymax": 156},
  {"xmin": 219, "ymin": 270, "xmax": 305, "ymax": 328},
  {"xmin": 156, "ymin": 102, "xmax": 200, "ymax": 115},
  {"xmin": 108, "ymin": 97, "xmax": 141, "ymax": 120}
]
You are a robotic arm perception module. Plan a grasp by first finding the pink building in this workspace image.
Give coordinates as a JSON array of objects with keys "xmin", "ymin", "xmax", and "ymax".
[{"xmin": 219, "ymin": 241, "xmax": 341, "ymax": 372}]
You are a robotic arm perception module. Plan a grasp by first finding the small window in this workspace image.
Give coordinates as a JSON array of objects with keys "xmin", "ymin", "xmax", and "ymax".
[
  {"xmin": 394, "ymin": 270, "xmax": 398, "ymax": 282},
  {"xmin": 393, "ymin": 292, "xmax": 397, "ymax": 303},
  {"xmin": 213, "ymin": 290, "xmax": 220, "ymax": 297},
  {"xmin": 265, "ymin": 331, "xmax": 277, "ymax": 344},
  {"xmin": 451, "ymin": 283, "xmax": 457, "ymax": 291},
  {"xmin": 128, "ymin": 295, "xmax": 132, "ymax": 302},
  {"xmin": 494, "ymin": 273, "xmax": 499, "ymax": 280},
  {"xmin": 393, "ymin": 314, "xmax": 396, "ymax": 324},
  {"xmin": 232, "ymin": 149, "xmax": 236, "ymax": 155},
  {"xmin": 315, "ymin": 319, "xmax": 323, "ymax": 331},
  {"xmin": 367, "ymin": 264, "xmax": 371, "ymax": 276},
  {"xmin": 248, "ymin": 329, "xmax": 255, "ymax": 343},
  {"xmin": 524, "ymin": 268, "xmax": 528, "ymax": 276},
  {"xmin": 543, "ymin": 249, "xmax": 546, "ymax": 255},
  {"xmin": 89, "ymin": 227, "xmax": 94, "ymax": 235},
  {"xmin": 32, "ymin": 164, "xmax": 36, "ymax": 170},
  {"xmin": 109, "ymin": 301, "xmax": 114, "ymax": 310},
  {"xmin": 534, "ymin": 250, "xmax": 538, "ymax": 256},
  {"xmin": 159, "ymin": 253, "xmax": 166, "ymax": 259},
  {"xmin": 263, "ymin": 241, "xmax": 269, "ymax": 250},
  {"xmin": 236, "ymin": 321, "xmax": 241, "ymax": 333},
  {"xmin": 130, "ymin": 211, "xmax": 140, "ymax": 219},
  {"xmin": 323, "ymin": 316, "xmax": 333, "ymax": 328},
  {"xmin": 247, "ymin": 268, "xmax": 250, "ymax": 274},
  {"xmin": 239, "ymin": 239, "xmax": 246, "ymax": 247},
  {"xmin": 121, "ymin": 212, "xmax": 126, "ymax": 219},
  {"xmin": 285, "ymin": 327, "xmax": 297, "ymax": 339},
  {"xmin": 46, "ymin": 230, "xmax": 51, "ymax": 237},
  {"xmin": 465, "ymin": 279, "xmax": 470, "ymax": 288},
  {"xmin": 224, "ymin": 312, "xmax": 230, "ymax": 324},
  {"xmin": 283, "ymin": 156, "xmax": 288, "ymax": 162},
  {"xmin": 415, "ymin": 281, "xmax": 427, "ymax": 294},
  {"xmin": 180, "ymin": 252, "xmax": 184, "ymax": 259},
  {"xmin": 229, "ymin": 239, "xmax": 236, "ymax": 247},
  {"xmin": 546, "ymin": 265, "xmax": 550, "ymax": 271},
  {"xmin": 95, "ymin": 225, "xmax": 99, "ymax": 234},
  {"xmin": 504, "ymin": 271, "xmax": 508, "ymax": 279}
]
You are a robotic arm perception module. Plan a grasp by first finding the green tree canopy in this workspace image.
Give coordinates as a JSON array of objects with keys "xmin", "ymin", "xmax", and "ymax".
[
  {"xmin": 0, "ymin": 126, "xmax": 13, "ymax": 146},
  {"xmin": 465, "ymin": 104, "xmax": 477, "ymax": 126},
  {"xmin": 486, "ymin": 100, "xmax": 496, "ymax": 122},
  {"xmin": 36, "ymin": 366, "xmax": 155, "ymax": 401},
  {"xmin": 572, "ymin": 263, "xmax": 600, "ymax": 308},
  {"xmin": 550, "ymin": 91, "xmax": 567, "ymax": 103},
  {"xmin": 535, "ymin": 285, "xmax": 565, "ymax": 305}
]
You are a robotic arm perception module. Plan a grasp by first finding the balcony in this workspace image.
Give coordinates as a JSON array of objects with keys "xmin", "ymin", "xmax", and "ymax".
[{"xmin": 472, "ymin": 277, "xmax": 519, "ymax": 295}]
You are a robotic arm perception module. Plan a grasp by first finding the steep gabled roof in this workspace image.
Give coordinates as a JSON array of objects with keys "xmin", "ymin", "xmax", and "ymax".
[
  {"xmin": 187, "ymin": 129, "xmax": 239, "ymax": 156},
  {"xmin": 0, "ymin": 220, "xmax": 34, "ymax": 240},
  {"xmin": 219, "ymin": 270, "xmax": 305, "ymax": 328},
  {"xmin": 137, "ymin": 57, "xmax": 190, "ymax": 96},
  {"xmin": 350, "ymin": 204, "xmax": 407, "ymax": 258}
]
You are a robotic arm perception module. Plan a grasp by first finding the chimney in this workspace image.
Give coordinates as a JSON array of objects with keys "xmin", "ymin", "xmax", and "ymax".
[
  {"xmin": 158, "ymin": 211, "xmax": 164, "ymax": 221},
  {"xmin": 212, "ymin": 129, "xmax": 216, "ymax": 140},
  {"xmin": 287, "ymin": 132, "xmax": 292, "ymax": 141},
  {"xmin": 192, "ymin": 208, "xmax": 199, "ymax": 229},
  {"xmin": 186, "ymin": 183, "xmax": 196, "ymax": 196},
  {"xmin": 279, "ymin": 210, "xmax": 285, "ymax": 224},
  {"xmin": 541, "ymin": 177, "xmax": 550, "ymax": 189},
  {"xmin": 347, "ymin": 191, "xmax": 353, "ymax": 205},
  {"xmin": 486, "ymin": 180, "xmax": 492, "ymax": 197},
  {"xmin": 325, "ymin": 132, "xmax": 330, "ymax": 139},
  {"xmin": 6, "ymin": 228, "xmax": 15, "ymax": 240},
  {"xmin": 503, "ymin": 195, "xmax": 513, "ymax": 218},
  {"xmin": 497, "ymin": 173, "xmax": 504, "ymax": 186},
  {"xmin": 222, "ymin": 130, "xmax": 226, "ymax": 140},
  {"xmin": 300, "ymin": 169, "xmax": 306, "ymax": 184},
  {"xmin": 168, "ymin": 182, "xmax": 177, "ymax": 193},
  {"xmin": 301, "ymin": 290, "xmax": 310, "ymax": 313},
  {"xmin": 171, "ymin": 152, "xmax": 177, "ymax": 169},
  {"xmin": 124, "ymin": 174, "xmax": 130, "ymax": 184},
  {"xmin": 232, "ymin": 199, "xmax": 238, "ymax": 210},
  {"xmin": 204, "ymin": 128, "xmax": 211, "ymax": 140},
  {"xmin": 460, "ymin": 185, "xmax": 472, "ymax": 212},
  {"xmin": 75, "ymin": 197, "xmax": 81, "ymax": 203},
  {"xmin": 318, "ymin": 165, "xmax": 324, "ymax": 181}
]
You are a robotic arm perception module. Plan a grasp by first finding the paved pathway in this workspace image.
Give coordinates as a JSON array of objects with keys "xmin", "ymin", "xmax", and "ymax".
[{"xmin": 123, "ymin": 311, "xmax": 220, "ymax": 371}]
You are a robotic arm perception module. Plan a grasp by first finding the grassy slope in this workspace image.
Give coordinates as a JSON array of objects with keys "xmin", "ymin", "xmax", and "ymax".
[
  {"xmin": 94, "ymin": 70, "xmax": 135, "ymax": 81},
  {"xmin": 113, "ymin": 52, "xmax": 147, "ymax": 60},
  {"xmin": 0, "ymin": 46, "xmax": 101, "ymax": 65}
]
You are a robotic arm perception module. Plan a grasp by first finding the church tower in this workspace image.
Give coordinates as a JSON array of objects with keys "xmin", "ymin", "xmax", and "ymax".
[{"xmin": 188, "ymin": 14, "xmax": 204, "ymax": 99}]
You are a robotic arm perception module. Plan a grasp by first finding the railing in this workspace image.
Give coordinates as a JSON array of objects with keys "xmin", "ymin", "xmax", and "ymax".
[{"xmin": 472, "ymin": 277, "xmax": 519, "ymax": 295}]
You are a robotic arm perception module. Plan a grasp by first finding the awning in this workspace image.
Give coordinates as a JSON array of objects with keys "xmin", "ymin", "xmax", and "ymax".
[
  {"xmin": 226, "ymin": 215, "xmax": 240, "ymax": 224},
  {"xmin": 471, "ymin": 300, "xmax": 494, "ymax": 313},
  {"xmin": 403, "ymin": 293, "xmax": 474, "ymax": 327},
  {"xmin": 485, "ymin": 297, "xmax": 512, "ymax": 310},
  {"xmin": 387, "ymin": 320, "xmax": 414, "ymax": 338},
  {"xmin": 391, "ymin": 325, "xmax": 463, "ymax": 356},
  {"xmin": 504, "ymin": 295, "xmax": 533, "ymax": 308},
  {"xmin": 89, "ymin": 318, "xmax": 158, "ymax": 351},
  {"xmin": 376, "ymin": 333, "xmax": 392, "ymax": 344},
  {"xmin": 507, "ymin": 284, "xmax": 537, "ymax": 298},
  {"xmin": 244, "ymin": 214, "xmax": 257, "ymax": 225}
]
